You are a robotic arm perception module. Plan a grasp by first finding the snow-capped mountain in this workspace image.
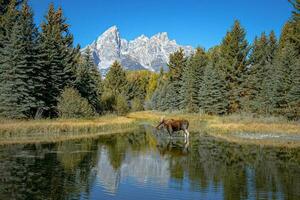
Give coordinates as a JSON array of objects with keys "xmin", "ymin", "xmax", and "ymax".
[{"xmin": 83, "ymin": 26, "xmax": 194, "ymax": 74}]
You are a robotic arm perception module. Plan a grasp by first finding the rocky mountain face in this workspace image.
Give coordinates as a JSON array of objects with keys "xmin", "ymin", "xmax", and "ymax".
[{"xmin": 83, "ymin": 26, "xmax": 194, "ymax": 75}]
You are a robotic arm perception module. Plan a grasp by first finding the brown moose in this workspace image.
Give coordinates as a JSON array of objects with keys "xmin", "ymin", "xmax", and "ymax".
[{"xmin": 156, "ymin": 117, "xmax": 190, "ymax": 141}]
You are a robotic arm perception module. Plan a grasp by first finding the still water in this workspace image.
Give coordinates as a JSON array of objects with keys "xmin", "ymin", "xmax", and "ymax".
[{"xmin": 0, "ymin": 126, "xmax": 299, "ymax": 200}]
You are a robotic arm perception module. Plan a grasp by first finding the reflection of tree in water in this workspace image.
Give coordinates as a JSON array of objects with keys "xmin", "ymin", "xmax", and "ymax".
[
  {"xmin": 96, "ymin": 130, "xmax": 171, "ymax": 193},
  {"xmin": 164, "ymin": 135, "xmax": 300, "ymax": 200},
  {"xmin": 130, "ymin": 127, "xmax": 300, "ymax": 200},
  {"xmin": 0, "ymin": 139, "xmax": 99, "ymax": 200},
  {"xmin": 0, "ymin": 130, "xmax": 299, "ymax": 200}
]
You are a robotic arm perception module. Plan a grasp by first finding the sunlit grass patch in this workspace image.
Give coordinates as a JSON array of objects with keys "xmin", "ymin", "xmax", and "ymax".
[
  {"xmin": 1, "ymin": 111, "xmax": 299, "ymax": 146},
  {"xmin": 0, "ymin": 115, "xmax": 138, "ymax": 145},
  {"xmin": 129, "ymin": 111, "xmax": 300, "ymax": 147}
]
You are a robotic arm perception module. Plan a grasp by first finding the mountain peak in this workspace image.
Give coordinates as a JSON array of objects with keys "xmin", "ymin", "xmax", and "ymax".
[
  {"xmin": 106, "ymin": 25, "xmax": 118, "ymax": 32},
  {"xmin": 152, "ymin": 32, "xmax": 169, "ymax": 40},
  {"xmin": 85, "ymin": 26, "xmax": 194, "ymax": 75},
  {"xmin": 97, "ymin": 25, "xmax": 120, "ymax": 41}
]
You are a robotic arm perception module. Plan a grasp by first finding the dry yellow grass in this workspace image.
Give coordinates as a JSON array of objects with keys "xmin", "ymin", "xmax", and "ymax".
[
  {"xmin": 129, "ymin": 111, "xmax": 300, "ymax": 148},
  {"xmin": 1, "ymin": 111, "xmax": 299, "ymax": 147},
  {"xmin": 0, "ymin": 115, "xmax": 138, "ymax": 145},
  {"xmin": 210, "ymin": 123, "xmax": 300, "ymax": 134},
  {"xmin": 0, "ymin": 115, "xmax": 133, "ymax": 133},
  {"xmin": 0, "ymin": 127, "xmax": 138, "ymax": 145},
  {"xmin": 129, "ymin": 111, "xmax": 300, "ymax": 133}
]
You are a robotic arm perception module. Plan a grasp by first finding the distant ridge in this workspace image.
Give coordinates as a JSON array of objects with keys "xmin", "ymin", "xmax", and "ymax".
[{"xmin": 83, "ymin": 26, "xmax": 194, "ymax": 74}]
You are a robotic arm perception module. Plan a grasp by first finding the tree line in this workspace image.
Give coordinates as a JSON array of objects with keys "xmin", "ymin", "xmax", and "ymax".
[
  {"xmin": 0, "ymin": 0, "xmax": 299, "ymax": 119},
  {"xmin": 151, "ymin": 0, "xmax": 299, "ymax": 119}
]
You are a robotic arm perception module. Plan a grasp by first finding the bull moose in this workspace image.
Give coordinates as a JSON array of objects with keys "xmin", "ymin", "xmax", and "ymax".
[{"xmin": 156, "ymin": 117, "xmax": 190, "ymax": 141}]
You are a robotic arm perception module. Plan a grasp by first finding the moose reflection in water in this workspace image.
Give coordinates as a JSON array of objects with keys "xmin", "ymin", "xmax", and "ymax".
[
  {"xmin": 0, "ymin": 127, "xmax": 299, "ymax": 200},
  {"xmin": 156, "ymin": 117, "xmax": 190, "ymax": 142}
]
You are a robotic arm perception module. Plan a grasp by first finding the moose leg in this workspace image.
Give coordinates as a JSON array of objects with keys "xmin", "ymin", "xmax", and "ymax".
[
  {"xmin": 184, "ymin": 129, "xmax": 189, "ymax": 142},
  {"xmin": 167, "ymin": 125, "xmax": 173, "ymax": 138}
]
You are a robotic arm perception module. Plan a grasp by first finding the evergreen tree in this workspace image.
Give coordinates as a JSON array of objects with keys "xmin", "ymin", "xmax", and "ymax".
[
  {"xmin": 103, "ymin": 61, "xmax": 127, "ymax": 112},
  {"xmin": 180, "ymin": 47, "xmax": 207, "ymax": 112},
  {"xmin": 104, "ymin": 61, "xmax": 127, "ymax": 96},
  {"xmin": 272, "ymin": 42, "xmax": 297, "ymax": 116},
  {"xmin": 287, "ymin": 57, "xmax": 300, "ymax": 119},
  {"xmin": 278, "ymin": 0, "xmax": 299, "ymax": 56},
  {"xmin": 167, "ymin": 48, "xmax": 187, "ymax": 110},
  {"xmin": 0, "ymin": 1, "xmax": 41, "ymax": 118},
  {"xmin": 217, "ymin": 20, "xmax": 249, "ymax": 113},
  {"xmin": 0, "ymin": 0, "xmax": 18, "ymax": 54},
  {"xmin": 150, "ymin": 68, "xmax": 165, "ymax": 110},
  {"xmin": 0, "ymin": 0, "xmax": 23, "ymax": 15},
  {"xmin": 198, "ymin": 65, "xmax": 228, "ymax": 115},
  {"xmin": 242, "ymin": 32, "xmax": 278, "ymax": 113},
  {"xmin": 75, "ymin": 47, "xmax": 102, "ymax": 113},
  {"xmin": 38, "ymin": 3, "xmax": 77, "ymax": 117},
  {"xmin": 269, "ymin": 1, "xmax": 299, "ymax": 118}
]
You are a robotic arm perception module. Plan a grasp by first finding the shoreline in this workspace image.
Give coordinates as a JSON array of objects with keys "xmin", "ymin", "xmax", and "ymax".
[{"xmin": 1, "ymin": 111, "xmax": 300, "ymax": 147}]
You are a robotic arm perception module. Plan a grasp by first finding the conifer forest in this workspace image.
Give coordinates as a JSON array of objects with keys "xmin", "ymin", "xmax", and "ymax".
[{"xmin": 0, "ymin": 0, "xmax": 299, "ymax": 120}]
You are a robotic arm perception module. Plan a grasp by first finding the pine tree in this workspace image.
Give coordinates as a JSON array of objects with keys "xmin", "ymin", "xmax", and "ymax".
[
  {"xmin": 167, "ymin": 48, "xmax": 187, "ymax": 110},
  {"xmin": 104, "ymin": 61, "xmax": 127, "ymax": 96},
  {"xmin": 75, "ymin": 47, "xmax": 102, "ymax": 113},
  {"xmin": 269, "ymin": 1, "xmax": 299, "ymax": 118},
  {"xmin": 0, "ymin": 1, "xmax": 41, "ymax": 118},
  {"xmin": 103, "ymin": 61, "xmax": 127, "ymax": 112},
  {"xmin": 0, "ymin": 0, "xmax": 23, "ymax": 15},
  {"xmin": 242, "ymin": 32, "xmax": 278, "ymax": 113},
  {"xmin": 217, "ymin": 20, "xmax": 249, "ymax": 113},
  {"xmin": 285, "ymin": 0, "xmax": 300, "ymax": 119},
  {"xmin": 198, "ymin": 64, "xmax": 228, "ymax": 115},
  {"xmin": 180, "ymin": 47, "xmax": 207, "ymax": 112},
  {"xmin": 287, "ymin": 57, "xmax": 300, "ymax": 119},
  {"xmin": 38, "ymin": 3, "xmax": 77, "ymax": 117},
  {"xmin": 0, "ymin": 0, "xmax": 18, "ymax": 117},
  {"xmin": 270, "ymin": 39, "xmax": 298, "ymax": 117},
  {"xmin": 150, "ymin": 68, "xmax": 165, "ymax": 110}
]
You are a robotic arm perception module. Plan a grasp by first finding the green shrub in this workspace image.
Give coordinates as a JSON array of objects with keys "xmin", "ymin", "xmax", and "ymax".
[
  {"xmin": 115, "ymin": 95, "xmax": 129, "ymax": 115},
  {"xmin": 131, "ymin": 98, "xmax": 144, "ymax": 111},
  {"xmin": 57, "ymin": 87, "xmax": 95, "ymax": 118},
  {"xmin": 101, "ymin": 91, "xmax": 115, "ymax": 112}
]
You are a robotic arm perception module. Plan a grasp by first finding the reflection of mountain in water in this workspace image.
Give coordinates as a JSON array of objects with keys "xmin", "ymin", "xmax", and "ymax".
[
  {"xmin": 96, "ymin": 147, "xmax": 170, "ymax": 194},
  {"xmin": 96, "ymin": 147, "xmax": 120, "ymax": 194},
  {"xmin": 0, "ymin": 130, "xmax": 299, "ymax": 200},
  {"xmin": 121, "ymin": 150, "xmax": 170, "ymax": 185}
]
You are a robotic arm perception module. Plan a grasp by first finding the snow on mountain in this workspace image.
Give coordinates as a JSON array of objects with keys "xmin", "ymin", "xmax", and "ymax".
[{"xmin": 83, "ymin": 26, "xmax": 194, "ymax": 75}]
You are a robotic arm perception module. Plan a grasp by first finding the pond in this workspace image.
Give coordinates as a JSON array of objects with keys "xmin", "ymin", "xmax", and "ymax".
[{"xmin": 0, "ymin": 125, "xmax": 299, "ymax": 200}]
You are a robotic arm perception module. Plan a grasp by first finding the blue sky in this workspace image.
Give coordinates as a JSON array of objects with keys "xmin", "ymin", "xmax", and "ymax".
[{"xmin": 29, "ymin": 0, "xmax": 292, "ymax": 49}]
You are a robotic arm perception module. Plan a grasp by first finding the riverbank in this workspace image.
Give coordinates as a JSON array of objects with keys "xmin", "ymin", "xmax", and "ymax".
[
  {"xmin": 0, "ymin": 115, "xmax": 138, "ymax": 145},
  {"xmin": 128, "ymin": 111, "xmax": 300, "ymax": 148},
  {"xmin": 0, "ymin": 111, "xmax": 299, "ymax": 147}
]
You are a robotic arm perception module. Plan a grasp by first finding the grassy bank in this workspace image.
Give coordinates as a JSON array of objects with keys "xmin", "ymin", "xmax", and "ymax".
[
  {"xmin": 1, "ymin": 111, "xmax": 300, "ymax": 147},
  {"xmin": 128, "ymin": 111, "xmax": 300, "ymax": 148},
  {"xmin": 0, "ymin": 115, "xmax": 139, "ymax": 145},
  {"xmin": 128, "ymin": 111, "xmax": 300, "ymax": 133}
]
